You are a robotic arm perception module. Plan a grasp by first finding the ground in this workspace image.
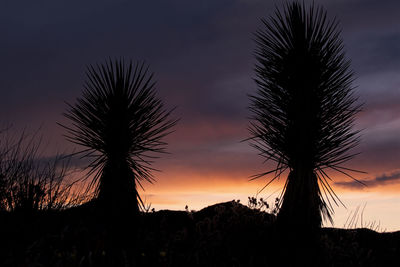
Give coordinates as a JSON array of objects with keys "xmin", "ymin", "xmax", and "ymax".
[{"xmin": 0, "ymin": 201, "xmax": 399, "ymax": 266}]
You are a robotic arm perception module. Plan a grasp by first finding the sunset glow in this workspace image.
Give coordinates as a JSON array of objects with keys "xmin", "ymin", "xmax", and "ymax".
[{"xmin": 1, "ymin": 0, "xmax": 400, "ymax": 232}]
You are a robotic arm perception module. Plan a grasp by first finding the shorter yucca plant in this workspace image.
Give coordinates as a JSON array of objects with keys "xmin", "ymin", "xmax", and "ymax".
[{"xmin": 61, "ymin": 59, "xmax": 177, "ymax": 217}]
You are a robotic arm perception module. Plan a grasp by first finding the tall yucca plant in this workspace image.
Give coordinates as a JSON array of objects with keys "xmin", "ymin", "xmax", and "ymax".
[
  {"xmin": 61, "ymin": 59, "xmax": 176, "ymax": 216},
  {"xmin": 249, "ymin": 2, "xmax": 362, "ymax": 230}
]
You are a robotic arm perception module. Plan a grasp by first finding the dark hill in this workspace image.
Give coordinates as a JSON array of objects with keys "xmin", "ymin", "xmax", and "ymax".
[{"xmin": 0, "ymin": 201, "xmax": 399, "ymax": 266}]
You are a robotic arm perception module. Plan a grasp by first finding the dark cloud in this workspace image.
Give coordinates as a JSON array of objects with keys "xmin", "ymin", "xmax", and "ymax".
[
  {"xmin": 347, "ymin": 32, "xmax": 400, "ymax": 75},
  {"xmin": 1, "ymin": 0, "xmax": 400, "ymax": 185},
  {"xmin": 335, "ymin": 170, "xmax": 400, "ymax": 189},
  {"xmin": 0, "ymin": 0, "xmax": 266, "ymax": 125},
  {"xmin": 375, "ymin": 170, "xmax": 400, "ymax": 183}
]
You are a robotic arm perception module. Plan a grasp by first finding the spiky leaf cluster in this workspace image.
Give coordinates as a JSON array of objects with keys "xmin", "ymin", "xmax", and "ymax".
[
  {"xmin": 249, "ymin": 3, "xmax": 361, "ymax": 212},
  {"xmin": 62, "ymin": 59, "xmax": 177, "ymax": 196}
]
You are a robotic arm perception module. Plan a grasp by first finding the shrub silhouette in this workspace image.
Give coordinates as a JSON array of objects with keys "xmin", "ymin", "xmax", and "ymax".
[
  {"xmin": 248, "ymin": 2, "xmax": 362, "ymax": 230},
  {"xmin": 0, "ymin": 128, "xmax": 78, "ymax": 212},
  {"xmin": 61, "ymin": 59, "xmax": 176, "ymax": 218}
]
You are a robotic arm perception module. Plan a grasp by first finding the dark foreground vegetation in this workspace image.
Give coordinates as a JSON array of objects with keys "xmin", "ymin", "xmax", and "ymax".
[{"xmin": 1, "ymin": 200, "xmax": 399, "ymax": 267}]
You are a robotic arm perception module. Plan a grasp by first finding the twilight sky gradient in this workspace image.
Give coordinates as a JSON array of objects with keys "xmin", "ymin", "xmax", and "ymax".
[{"xmin": 1, "ymin": 0, "xmax": 400, "ymax": 230}]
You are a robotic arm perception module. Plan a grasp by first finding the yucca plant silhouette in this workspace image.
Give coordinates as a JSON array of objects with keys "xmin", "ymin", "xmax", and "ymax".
[
  {"xmin": 61, "ymin": 59, "xmax": 176, "ymax": 217},
  {"xmin": 249, "ymin": 2, "xmax": 362, "ymax": 230}
]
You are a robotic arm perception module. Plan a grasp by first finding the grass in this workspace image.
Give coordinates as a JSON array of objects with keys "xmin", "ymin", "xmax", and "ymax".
[{"xmin": 343, "ymin": 203, "xmax": 386, "ymax": 232}]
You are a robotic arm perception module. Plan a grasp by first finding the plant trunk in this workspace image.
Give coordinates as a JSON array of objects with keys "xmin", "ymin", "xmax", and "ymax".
[
  {"xmin": 277, "ymin": 167, "xmax": 322, "ymax": 231},
  {"xmin": 97, "ymin": 160, "xmax": 139, "ymax": 218},
  {"xmin": 97, "ymin": 160, "xmax": 140, "ymax": 248}
]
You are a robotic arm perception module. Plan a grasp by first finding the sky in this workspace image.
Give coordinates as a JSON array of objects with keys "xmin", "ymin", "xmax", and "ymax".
[{"xmin": 0, "ymin": 0, "xmax": 399, "ymax": 231}]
